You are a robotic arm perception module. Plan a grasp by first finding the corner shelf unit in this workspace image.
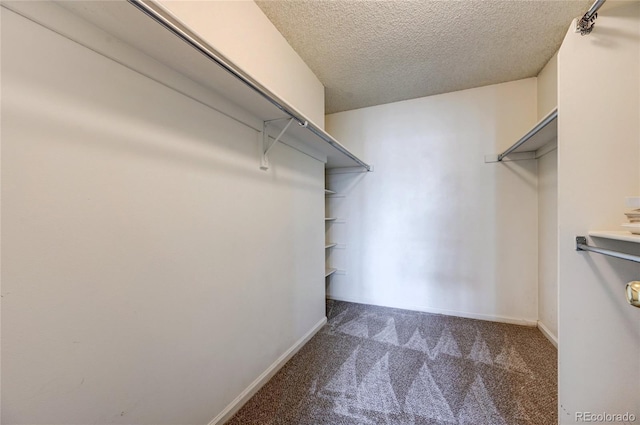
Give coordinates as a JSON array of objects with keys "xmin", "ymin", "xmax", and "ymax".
[
  {"xmin": 325, "ymin": 188, "xmax": 339, "ymax": 281},
  {"xmin": 46, "ymin": 0, "xmax": 371, "ymax": 170},
  {"xmin": 487, "ymin": 107, "xmax": 558, "ymax": 162}
]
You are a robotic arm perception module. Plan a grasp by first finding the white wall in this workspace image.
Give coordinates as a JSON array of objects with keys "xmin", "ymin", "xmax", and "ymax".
[
  {"xmin": 537, "ymin": 54, "xmax": 558, "ymax": 119},
  {"xmin": 1, "ymin": 6, "xmax": 325, "ymax": 424},
  {"xmin": 157, "ymin": 0, "xmax": 326, "ymax": 128},
  {"xmin": 537, "ymin": 53, "xmax": 559, "ymax": 344},
  {"xmin": 537, "ymin": 149, "xmax": 558, "ymax": 342},
  {"xmin": 557, "ymin": 3, "xmax": 640, "ymax": 422},
  {"xmin": 325, "ymin": 78, "xmax": 539, "ymax": 325}
]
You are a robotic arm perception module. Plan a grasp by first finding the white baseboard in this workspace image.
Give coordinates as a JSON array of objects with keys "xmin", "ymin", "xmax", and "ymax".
[
  {"xmin": 207, "ymin": 316, "xmax": 327, "ymax": 425},
  {"xmin": 327, "ymin": 294, "xmax": 538, "ymax": 327},
  {"xmin": 537, "ymin": 320, "xmax": 558, "ymax": 348}
]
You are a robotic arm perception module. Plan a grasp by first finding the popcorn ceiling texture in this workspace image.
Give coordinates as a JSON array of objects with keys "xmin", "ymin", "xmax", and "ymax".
[{"xmin": 255, "ymin": 0, "xmax": 591, "ymax": 113}]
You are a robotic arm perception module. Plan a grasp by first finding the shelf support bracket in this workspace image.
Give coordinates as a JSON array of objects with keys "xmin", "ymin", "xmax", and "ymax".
[{"xmin": 260, "ymin": 118, "xmax": 295, "ymax": 170}]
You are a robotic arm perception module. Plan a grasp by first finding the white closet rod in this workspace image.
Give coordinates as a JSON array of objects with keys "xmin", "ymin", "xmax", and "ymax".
[{"xmin": 128, "ymin": 0, "xmax": 371, "ymax": 171}]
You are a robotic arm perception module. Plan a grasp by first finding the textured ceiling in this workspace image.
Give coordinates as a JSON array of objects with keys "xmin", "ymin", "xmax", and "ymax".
[{"xmin": 256, "ymin": 0, "xmax": 592, "ymax": 113}]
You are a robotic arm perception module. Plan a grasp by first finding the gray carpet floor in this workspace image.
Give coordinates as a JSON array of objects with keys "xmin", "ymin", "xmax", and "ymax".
[{"xmin": 226, "ymin": 300, "xmax": 557, "ymax": 425}]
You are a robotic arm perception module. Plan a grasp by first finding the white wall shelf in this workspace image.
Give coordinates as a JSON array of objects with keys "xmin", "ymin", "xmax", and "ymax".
[
  {"xmin": 325, "ymin": 184, "xmax": 336, "ymax": 281},
  {"xmin": 52, "ymin": 1, "xmax": 370, "ymax": 170},
  {"xmin": 588, "ymin": 231, "xmax": 640, "ymax": 244},
  {"xmin": 325, "ymin": 268, "xmax": 337, "ymax": 277},
  {"xmin": 486, "ymin": 107, "xmax": 557, "ymax": 162}
]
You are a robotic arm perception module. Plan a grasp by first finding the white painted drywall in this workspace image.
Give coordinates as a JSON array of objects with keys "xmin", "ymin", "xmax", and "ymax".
[
  {"xmin": 325, "ymin": 79, "xmax": 539, "ymax": 325},
  {"xmin": 557, "ymin": 3, "xmax": 640, "ymax": 422},
  {"xmin": 537, "ymin": 53, "xmax": 559, "ymax": 343},
  {"xmin": 157, "ymin": 0, "xmax": 326, "ymax": 128},
  {"xmin": 537, "ymin": 149, "xmax": 558, "ymax": 343},
  {"xmin": 1, "ymin": 7, "xmax": 325, "ymax": 424},
  {"xmin": 0, "ymin": 3, "xmax": 3, "ymax": 413},
  {"xmin": 537, "ymin": 53, "xmax": 558, "ymax": 119}
]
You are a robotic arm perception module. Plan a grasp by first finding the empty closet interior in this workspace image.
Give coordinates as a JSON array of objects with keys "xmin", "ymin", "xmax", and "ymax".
[{"xmin": 1, "ymin": 1, "xmax": 639, "ymax": 424}]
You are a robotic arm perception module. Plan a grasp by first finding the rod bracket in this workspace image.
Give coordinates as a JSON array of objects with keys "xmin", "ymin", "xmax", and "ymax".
[
  {"xmin": 576, "ymin": 236, "xmax": 587, "ymax": 250},
  {"xmin": 576, "ymin": 13, "xmax": 597, "ymax": 35},
  {"xmin": 576, "ymin": 0, "xmax": 606, "ymax": 35},
  {"xmin": 260, "ymin": 118, "xmax": 295, "ymax": 170}
]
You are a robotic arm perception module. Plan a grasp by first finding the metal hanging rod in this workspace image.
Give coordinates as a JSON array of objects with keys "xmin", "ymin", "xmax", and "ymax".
[
  {"xmin": 498, "ymin": 108, "xmax": 557, "ymax": 162},
  {"xmin": 577, "ymin": 0, "xmax": 606, "ymax": 35},
  {"xmin": 127, "ymin": 0, "xmax": 371, "ymax": 171},
  {"xmin": 576, "ymin": 236, "xmax": 640, "ymax": 263}
]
